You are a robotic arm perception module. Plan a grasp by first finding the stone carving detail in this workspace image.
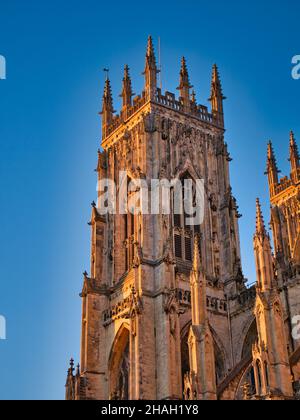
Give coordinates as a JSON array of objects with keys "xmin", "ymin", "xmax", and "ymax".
[
  {"xmin": 102, "ymin": 286, "xmax": 143, "ymax": 326},
  {"xmin": 162, "ymin": 288, "xmax": 228, "ymax": 313},
  {"xmin": 132, "ymin": 242, "xmax": 143, "ymax": 268},
  {"xmin": 163, "ymin": 236, "xmax": 176, "ymax": 265},
  {"xmin": 183, "ymin": 371, "xmax": 198, "ymax": 400}
]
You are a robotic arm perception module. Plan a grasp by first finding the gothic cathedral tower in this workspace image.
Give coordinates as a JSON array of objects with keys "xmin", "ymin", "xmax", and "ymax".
[{"xmin": 65, "ymin": 38, "xmax": 278, "ymax": 401}]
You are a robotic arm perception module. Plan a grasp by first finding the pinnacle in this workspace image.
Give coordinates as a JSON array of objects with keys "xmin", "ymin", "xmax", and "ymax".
[
  {"xmin": 192, "ymin": 236, "xmax": 201, "ymax": 274},
  {"xmin": 181, "ymin": 57, "xmax": 188, "ymax": 74},
  {"xmin": 120, "ymin": 64, "xmax": 134, "ymax": 106},
  {"xmin": 101, "ymin": 76, "xmax": 115, "ymax": 115},
  {"xmin": 212, "ymin": 64, "xmax": 219, "ymax": 82},
  {"xmin": 289, "ymin": 130, "xmax": 299, "ymax": 169},
  {"xmin": 146, "ymin": 35, "xmax": 156, "ymax": 63},
  {"xmin": 178, "ymin": 56, "xmax": 192, "ymax": 92},
  {"xmin": 267, "ymin": 141, "xmax": 274, "ymax": 159},
  {"xmin": 255, "ymin": 198, "xmax": 267, "ymax": 236},
  {"xmin": 266, "ymin": 141, "xmax": 279, "ymax": 174},
  {"xmin": 103, "ymin": 77, "xmax": 112, "ymax": 99},
  {"xmin": 124, "ymin": 64, "xmax": 130, "ymax": 79},
  {"xmin": 147, "ymin": 36, "xmax": 154, "ymax": 55},
  {"xmin": 144, "ymin": 35, "xmax": 158, "ymax": 76},
  {"xmin": 210, "ymin": 63, "xmax": 225, "ymax": 100}
]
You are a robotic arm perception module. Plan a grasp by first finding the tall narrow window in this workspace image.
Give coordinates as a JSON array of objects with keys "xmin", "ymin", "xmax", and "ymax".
[
  {"xmin": 173, "ymin": 173, "xmax": 201, "ymax": 262},
  {"xmin": 185, "ymin": 236, "xmax": 192, "ymax": 261},
  {"xmin": 174, "ymin": 213, "xmax": 181, "ymax": 228},
  {"xmin": 256, "ymin": 360, "xmax": 262, "ymax": 395},
  {"xmin": 175, "ymin": 234, "xmax": 182, "ymax": 259},
  {"xmin": 124, "ymin": 178, "xmax": 136, "ymax": 271},
  {"xmin": 264, "ymin": 361, "xmax": 269, "ymax": 390}
]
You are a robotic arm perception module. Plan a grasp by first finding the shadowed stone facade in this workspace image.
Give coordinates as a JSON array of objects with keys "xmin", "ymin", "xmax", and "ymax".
[{"xmin": 65, "ymin": 37, "xmax": 300, "ymax": 401}]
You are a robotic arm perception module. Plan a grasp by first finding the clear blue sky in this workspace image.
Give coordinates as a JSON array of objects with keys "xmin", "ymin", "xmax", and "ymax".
[{"xmin": 0, "ymin": 0, "xmax": 299, "ymax": 400}]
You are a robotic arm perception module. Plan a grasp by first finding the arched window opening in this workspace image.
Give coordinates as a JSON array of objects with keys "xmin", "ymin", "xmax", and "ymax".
[
  {"xmin": 173, "ymin": 174, "xmax": 200, "ymax": 262},
  {"xmin": 242, "ymin": 320, "xmax": 258, "ymax": 360},
  {"xmin": 124, "ymin": 177, "xmax": 135, "ymax": 271},
  {"xmin": 117, "ymin": 342, "xmax": 129, "ymax": 400},
  {"xmin": 236, "ymin": 365, "xmax": 256, "ymax": 400},
  {"xmin": 109, "ymin": 326, "xmax": 130, "ymax": 400}
]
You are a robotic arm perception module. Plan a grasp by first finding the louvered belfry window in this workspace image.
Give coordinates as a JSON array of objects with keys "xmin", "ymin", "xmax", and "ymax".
[
  {"xmin": 173, "ymin": 174, "xmax": 200, "ymax": 262},
  {"xmin": 174, "ymin": 213, "xmax": 181, "ymax": 228},
  {"xmin": 185, "ymin": 236, "xmax": 192, "ymax": 261},
  {"xmin": 175, "ymin": 234, "xmax": 182, "ymax": 258},
  {"xmin": 124, "ymin": 177, "xmax": 136, "ymax": 271}
]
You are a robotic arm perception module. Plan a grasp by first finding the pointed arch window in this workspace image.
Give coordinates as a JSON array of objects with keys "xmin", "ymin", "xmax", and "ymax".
[
  {"xmin": 173, "ymin": 174, "xmax": 200, "ymax": 262},
  {"xmin": 124, "ymin": 177, "xmax": 135, "ymax": 271},
  {"xmin": 264, "ymin": 361, "xmax": 269, "ymax": 390},
  {"xmin": 109, "ymin": 325, "xmax": 130, "ymax": 400}
]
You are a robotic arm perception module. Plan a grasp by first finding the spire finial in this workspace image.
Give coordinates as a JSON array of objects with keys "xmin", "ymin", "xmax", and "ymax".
[
  {"xmin": 69, "ymin": 358, "xmax": 75, "ymax": 373},
  {"xmin": 267, "ymin": 141, "xmax": 279, "ymax": 170},
  {"xmin": 212, "ymin": 64, "xmax": 219, "ymax": 82},
  {"xmin": 181, "ymin": 57, "xmax": 188, "ymax": 75},
  {"xmin": 177, "ymin": 57, "xmax": 192, "ymax": 111},
  {"xmin": 178, "ymin": 57, "xmax": 192, "ymax": 89},
  {"xmin": 255, "ymin": 198, "xmax": 267, "ymax": 236},
  {"xmin": 124, "ymin": 64, "xmax": 129, "ymax": 76},
  {"xmin": 76, "ymin": 364, "xmax": 80, "ymax": 377},
  {"xmin": 289, "ymin": 130, "xmax": 300, "ymax": 176},
  {"xmin": 290, "ymin": 130, "xmax": 295, "ymax": 145},
  {"xmin": 100, "ymin": 75, "xmax": 115, "ymax": 138},
  {"xmin": 144, "ymin": 36, "xmax": 158, "ymax": 100},
  {"xmin": 209, "ymin": 64, "xmax": 225, "ymax": 126},
  {"xmin": 267, "ymin": 140, "xmax": 276, "ymax": 160},
  {"xmin": 145, "ymin": 35, "xmax": 157, "ymax": 70},
  {"xmin": 254, "ymin": 199, "xmax": 274, "ymax": 292},
  {"xmin": 101, "ymin": 77, "xmax": 115, "ymax": 117},
  {"xmin": 120, "ymin": 64, "xmax": 134, "ymax": 109},
  {"xmin": 266, "ymin": 141, "xmax": 280, "ymax": 195},
  {"xmin": 210, "ymin": 64, "xmax": 225, "ymax": 98},
  {"xmin": 147, "ymin": 36, "xmax": 155, "ymax": 59},
  {"xmin": 102, "ymin": 78, "xmax": 113, "ymax": 108}
]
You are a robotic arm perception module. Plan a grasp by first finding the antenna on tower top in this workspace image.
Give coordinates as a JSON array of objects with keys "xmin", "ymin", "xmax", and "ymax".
[{"xmin": 158, "ymin": 37, "xmax": 162, "ymax": 90}]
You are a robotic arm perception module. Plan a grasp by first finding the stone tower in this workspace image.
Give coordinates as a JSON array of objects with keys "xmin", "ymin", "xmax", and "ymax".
[{"xmin": 65, "ymin": 39, "xmax": 300, "ymax": 401}]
